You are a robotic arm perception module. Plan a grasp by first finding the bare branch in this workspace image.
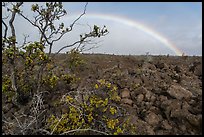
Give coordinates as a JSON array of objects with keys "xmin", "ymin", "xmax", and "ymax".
[
  {"xmin": 18, "ymin": 12, "xmax": 51, "ymax": 45},
  {"xmin": 60, "ymin": 128, "xmax": 109, "ymax": 135},
  {"xmin": 2, "ymin": 19, "xmax": 8, "ymax": 39},
  {"xmin": 18, "ymin": 34, "xmax": 30, "ymax": 49},
  {"xmin": 6, "ymin": 2, "xmax": 23, "ymax": 94},
  {"xmin": 9, "ymin": 2, "xmax": 23, "ymax": 37},
  {"xmin": 35, "ymin": 129, "xmax": 51, "ymax": 135},
  {"xmin": 69, "ymin": 2, "xmax": 88, "ymax": 31},
  {"xmin": 50, "ymin": 116, "xmax": 63, "ymax": 135},
  {"xmin": 12, "ymin": 114, "xmax": 23, "ymax": 129},
  {"xmin": 48, "ymin": 2, "xmax": 88, "ymax": 55},
  {"xmin": 55, "ymin": 40, "xmax": 82, "ymax": 54},
  {"xmin": 80, "ymin": 44, "xmax": 101, "ymax": 52},
  {"xmin": 25, "ymin": 109, "xmax": 47, "ymax": 130},
  {"xmin": 2, "ymin": 15, "xmax": 10, "ymax": 20},
  {"xmin": 87, "ymin": 23, "xmax": 92, "ymax": 32}
]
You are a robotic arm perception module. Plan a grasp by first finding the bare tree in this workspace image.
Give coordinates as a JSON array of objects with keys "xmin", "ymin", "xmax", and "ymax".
[
  {"xmin": 2, "ymin": 2, "xmax": 109, "ymax": 135},
  {"xmin": 17, "ymin": 2, "xmax": 108, "ymax": 93},
  {"xmin": 2, "ymin": 2, "xmax": 108, "ymax": 98},
  {"xmin": 2, "ymin": 2, "xmax": 23, "ymax": 104}
]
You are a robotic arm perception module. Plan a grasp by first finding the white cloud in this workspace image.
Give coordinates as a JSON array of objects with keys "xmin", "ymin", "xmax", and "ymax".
[{"xmin": 3, "ymin": 2, "xmax": 202, "ymax": 56}]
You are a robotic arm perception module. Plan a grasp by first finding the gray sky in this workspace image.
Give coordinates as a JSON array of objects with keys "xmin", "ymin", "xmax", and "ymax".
[{"xmin": 2, "ymin": 2, "xmax": 202, "ymax": 56}]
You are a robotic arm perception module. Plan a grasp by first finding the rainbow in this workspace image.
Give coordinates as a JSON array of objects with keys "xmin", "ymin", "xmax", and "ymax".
[{"xmin": 66, "ymin": 13, "xmax": 184, "ymax": 56}]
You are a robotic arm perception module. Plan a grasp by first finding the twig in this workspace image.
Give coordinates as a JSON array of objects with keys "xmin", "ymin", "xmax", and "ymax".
[
  {"xmin": 60, "ymin": 128, "xmax": 109, "ymax": 135},
  {"xmin": 55, "ymin": 40, "xmax": 82, "ymax": 54},
  {"xmin": 35, "ymin": 129, "xmax": 51, "ymax": 135},
  {"xmin": 25, "ymin": 109, "xmax": 47, "ymax": 129},
  {"xmin": 12, "ymin": 114, "xmax": 23, "ymax": 129},
  {"xmin": 69, "ymin": 2, "xmax": 88, "ymax": 31},
  {"xmin": 51, "ymin": 116, "xmax": 63, "ymax": 135},
  {"xmin": 2, "ymin": 19, "xmax": 8, "ymax": 39},
  {"xmin": 2, "ymin": 119, "xmax": 15, "ymax": 125}
]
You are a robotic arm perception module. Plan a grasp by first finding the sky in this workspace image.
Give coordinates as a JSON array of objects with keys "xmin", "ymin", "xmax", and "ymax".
[{"xmin": 2, "ymin": 2, "xmax": 202, "ymax": 56}]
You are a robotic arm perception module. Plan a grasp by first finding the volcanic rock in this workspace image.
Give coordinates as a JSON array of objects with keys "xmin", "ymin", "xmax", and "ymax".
[
  {"xmin": 137, "ymin": 94, "xmax": 144, "ymax": 103},
  {"xmin": 145, "ymin": 112, "xmax": 160, "ymax": 126},
  {"xmin": 161, "ymin": 120, "xmax": 172, "ymax": 130},
  {"xmin": 174, "ymin": 66, "xmax": 181, "ymax": 73},
  {"xmin": 155, "ymin": 62, "xmax": 165, "ymax": 69},
  {"xmin": 133, "ymin": 78, "xmax": 142, "ymax": 85},
  {"xmin": 121, "ymin": 98, "xmax": 133, "ymax": 106},
  {"xmin": 131, "ymin": 86, "xmax": 148, "ymax": 96},
  {"xmin": 150, "ymin": 95, "xmax": 156, "ymax": 103},
  {"xmin": 186, "ymin": 114, "xmax": 202, "ymax": 127},
  {"xmin": 146, "ymin": 125, "xmax": 155, "ymax": 135},
  {"xmin": 159, "ymin": 95, "xmax": 168, "ymax": 102},
  {"xmin": 143, "ymin": 62, "xmax": 156, "ymax": 70},
  {"xmin": 121, "ymin": 88, "xmax": 131, "ymax": 98},
  {"xmin": 194, "ymin": 64, "xmax": 202, "ymax": 77},
  {"xmin": 145, "ymin": 90, "xmax": 152, "ymax": 101},
  {"xmin": 148, "ymin": 107, "xmax": 158, "ymax": 115},
  {"xmin": 141, "ymin": 75, "xmax": 152, "ymax": 86},
  {"xmin": 167, "ymin": 84, "xmax": 193, "ymax": 100}
]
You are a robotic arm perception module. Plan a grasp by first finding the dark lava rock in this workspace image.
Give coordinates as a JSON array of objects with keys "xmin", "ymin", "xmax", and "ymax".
[
  {"xmin": 161, "ymin": 120, "xmax": 172, "ymax": 130},
  {"xmin": 167, "ymin": 84, "xmax": 193, "ymax": 100},
  {"xmin": 131, "ymin": 86, "xmax": 148, "ymax": 96},
  {"xmin": 133, "ymin": 117, "xmax": 155, "ymax": 135},
  {"xmin": 137, "ymin": 94, "xmax": 144, "ymax": 103},
  {"xmin": 174, "ymin": 66, "xmax": 181, "ymax": 73},
  {"xmin": 141, "ymin": 75, "xmax": 152, "ymax": 86},
  {"xmin": 194, "ymin": 64, "xmax": 202, "ymax": 77},
  {"xmin": 144, "ymin": 90, "xmax": 152, "ymax": 101},
  {"xmin": 143, "ymin": 62, "xmax": 156, "ymax": 70},
  {"xmin": 133, "ymin": 78, "xmax": 142, "ymax": 85},
  {"xmin": 159, "ymin": 95, "xmax": 168, "ymax": 102},
  {"xmin": 146, "ymin": 125, "xmax": 155, "ymax": 135},
  {"xmin": 145, "ymin": 112, "xmax": 161, "ymax": 126},
  {"xmin": 128, "ymin": 69, "xmax": 137, "ymax": 76},
  {"xmin": 121, "ymin": 88, "xmax": 131, "ymax": 98},
  {"xmin": 150, "ymin": 95, "xmax": 156, "ymax": 103},
  {"xmin": 155, "ymin": 62, "xmax": 165, "ymax": 69},
  {"xmin": 186, "ymin": 114, "xmax": 202, "ymax": 127},
  {"xmin": 149, "ymin": 106, "xmax": 160, "ymax": 115},
  {"xmin": 121, "ymin": 98, "xmax": 133, "ymax": 106}
]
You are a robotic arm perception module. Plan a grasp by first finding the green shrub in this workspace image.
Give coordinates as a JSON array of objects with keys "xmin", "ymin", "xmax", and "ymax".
[
  {"xmin": 67, "ymin": 49, "xmax": 85, "ymax": 72},
  {"xmin": 46, "ymin": 79, "xmax": 137, "ymax": 135},
  {"xmin": 2, "ymin": 75, "xmax": 15, "ymax": 103}
]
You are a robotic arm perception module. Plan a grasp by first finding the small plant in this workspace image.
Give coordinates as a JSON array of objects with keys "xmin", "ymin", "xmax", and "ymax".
[
  {"xmin": 95, "ymin": 79, "xmax": 121, "ymax": 102},
  {"xmin": 2, "ymin": 75, "xmax": 15, "ymax": 102},
  {"xmin": 46, "ymin": 79, "xmax": 137, "ymax": 135},
  {"xmin": 67, "ymin": 48, "xmax": 85, "ymax": 72}
]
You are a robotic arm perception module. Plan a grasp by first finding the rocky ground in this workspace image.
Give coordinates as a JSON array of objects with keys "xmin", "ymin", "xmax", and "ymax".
[
  {"xmin": 2, "ymin": 54, "xmax": 202, "ymax": 135},
  {"xmin": 75, "ymin": 54, "xmax": 202, "ymax": 135}
]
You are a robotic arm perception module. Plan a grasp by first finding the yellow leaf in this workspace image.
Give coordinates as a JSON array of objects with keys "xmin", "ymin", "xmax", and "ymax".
[
  {"xmin": 95, "ymin": 84, "xmax": 99, "ymax": 89},
  {"xmin": 107, "ymin": 83, "xmax": 111, "ymax": 88},
  {"xmin": 110, "ymin": 106, "xmax": 117, "ymax": 115}
]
